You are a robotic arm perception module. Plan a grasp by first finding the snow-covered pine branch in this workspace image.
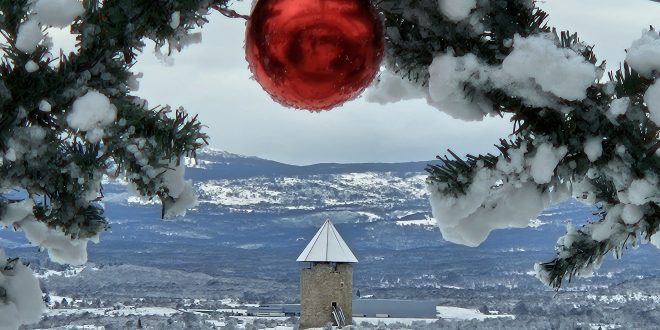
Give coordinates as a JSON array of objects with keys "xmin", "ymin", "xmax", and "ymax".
[
  {"xmin": 374, "ymin": 0, "xmax": 660, "ymax": 288},
  {"xmin": 0, "ymin": 0, "xmax": 223, "ymax": 327}
]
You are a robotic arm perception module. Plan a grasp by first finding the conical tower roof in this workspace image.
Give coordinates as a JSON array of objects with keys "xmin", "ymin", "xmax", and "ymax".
[{"xmin": 296, "ymin": 220, "xmax": 358, "ymax": 263}]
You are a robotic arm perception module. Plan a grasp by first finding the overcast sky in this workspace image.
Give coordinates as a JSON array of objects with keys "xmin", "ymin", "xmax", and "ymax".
[{"xmin": 127, "ymin": 0, "xmax": 660, "ymax": 165}]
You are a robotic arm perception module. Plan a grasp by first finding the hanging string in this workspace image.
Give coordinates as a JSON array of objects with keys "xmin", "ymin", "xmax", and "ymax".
[{"xmin": 213, "ymin": 5, "xmax": 250, "ymax": 20}]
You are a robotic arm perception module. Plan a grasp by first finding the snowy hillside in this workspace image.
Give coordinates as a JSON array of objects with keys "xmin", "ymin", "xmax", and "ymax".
[{"xmin": 3, "ymin": 148, "xmax": 660, "ymax": 329}]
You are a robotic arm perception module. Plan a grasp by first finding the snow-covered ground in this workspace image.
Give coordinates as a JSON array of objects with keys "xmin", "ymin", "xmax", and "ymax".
[
  {"xmin": 34, "ymin": 266, "xmax": 88, "ymax": 279},
  {"xmin": 396, "ymin": 217, "xmax": 437, "ymax": 227},
  {"xmin": 436, "ymin": 306, "xmax": 514, "ymax": 321}
]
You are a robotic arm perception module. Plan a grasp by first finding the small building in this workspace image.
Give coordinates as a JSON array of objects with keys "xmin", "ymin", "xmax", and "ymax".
[
  {"xmin": 352, "ymin": 299, "xmax": 437, "ymax": 318},
  {"xmin": 246, "ymin": 304, "xmax": 300, "ymax": 317},
  {"xmin": 246, "ymin": 300, "xmax": 438, "ymax": 320},
  {"xmin": 297, "ymin": 220, "xmax": 358, "ymax": 329}
]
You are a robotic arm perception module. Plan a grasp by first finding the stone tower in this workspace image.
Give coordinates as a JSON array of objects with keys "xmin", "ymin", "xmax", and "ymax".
[{"xmin": 297, "ymin": 220, "xmax": 358, "ymax": 329}]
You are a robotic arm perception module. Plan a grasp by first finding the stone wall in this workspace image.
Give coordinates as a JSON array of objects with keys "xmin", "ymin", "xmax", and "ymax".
[{"xmin": 299, "ymin": 263, "xmax": 353, "ymax": 329}]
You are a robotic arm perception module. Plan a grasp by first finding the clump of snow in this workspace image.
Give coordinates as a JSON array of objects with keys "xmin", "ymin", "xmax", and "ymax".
[
  {"xmin": 533, "ymin": 263, "xmax": 551, "ymax": 286},
  {"xmin": 621, "ymin": 204, "xmax": 644, "ymax": 225},
  {"xmin": 0, "ymin": 249, "xmax": 45, "ymax": 330},
  {"xmin": 15, "ymin": 20, "xmax": 44, "ymax": 53},
  {"xmin": 24, "ymin": 60, "xmax": 39, "ymax": 73},
  {"xmin": 429, "ymin": 138, "xmax": 576, "ymax": 247},
  {"xmin": 0, "ymin": 200, "xmax": 34, "ymax": 227},
  {"xmin": 32, "ymin": 0, "xmax": 84, "ymax": 28},
  {"xmin": 591, "ymin": 204, "xmax": 624, "ymax": 242},
  {"xmin": 4, "ymin": 149, "xmax": 16, "ymax": 162},
  {"xmin": 365, "ymin": 70, "xmax": 424, "ymax": 104},
  {"xmin": 555, "ymin": 223, "xmax": 580, "ymax": 258},
  {"xmin": 161, "ymin": 159, "xmax": 198, "ymax": 217},
  {"xmin": 170, "ymin": 11, "xmax": 181, "ymax": 29},
  {"xmin": 495, "ymin": 143, "xmax": 527, "ymax": 174},
  {"xmin": 429, "ymin": 167, "xmax": 550, "ymax": 246},
  {"xmin": 644, "ymin": 81, "xmax": 660, "ymax": 127},
  {"xmin": 38, "ymin": 100, "xmax": 51, "ymax": 112},
  {"xmin": 622, "ymin": 175, "xmax": 659, "ymax": 205},
  {"xmin": 1, "ymin": 200, "xmax": 96, "ymax": 265},
  {"xmin": 422, "ymin": 33, "xmax": 595, "ymax": 120},
  {"xmin": 501, "ymin": 34, "xmax": 596, "ymax": 101},
  {"xmin": 67, "ymin": 90, "xmax": 117, "ymax": 143},
  {"xmin": 609, "ymin": 98, "xmax": 629, "ymax": 115},
  {"xmin": 528, "ymin": 142, "xmax": 567, "ymax": 184},
  {"xmin": 607, "ymin": 97, "xmax": 629, "ymax": 122},
  {"xmin": 437, "ymin": 0, "xmax": 477, "ymax": 22},
  {"xmin": 429, "ymin": 168, "xmax": 492, "ymax": 228},
  {"xmin": 427, "ymin": 52, "xmax": 490, "ymax": 121},
  {"xmin": 20, "ymin": 219, "xmax": 93, "ymax": 265},
  {"xmin": 584, "ymin": 136, "xmax": 603, "ymax": 162},
  {"xmin": 625, "ymin": 29, "xmax": 660, "ymax": 78},
  {"xmin": 651, "ymin": 232, "xmax": 660, "ymax": 249}
]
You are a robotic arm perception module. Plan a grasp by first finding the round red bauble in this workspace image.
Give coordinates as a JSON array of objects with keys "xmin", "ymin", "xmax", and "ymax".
[{"xmin": 245, "ymin": 0, "xmax": 384, "ymax": 111}]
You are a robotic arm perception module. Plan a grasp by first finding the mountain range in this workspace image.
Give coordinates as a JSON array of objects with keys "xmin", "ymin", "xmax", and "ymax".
[{"xmin": 3, "ymin": 148, "xmax": 660, "ymax": 304}]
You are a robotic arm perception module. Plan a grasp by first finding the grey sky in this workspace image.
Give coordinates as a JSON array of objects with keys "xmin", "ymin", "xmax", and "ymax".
[{"xmin": 120, "ymin": 1, "xmax": 660, "ymax": 165}]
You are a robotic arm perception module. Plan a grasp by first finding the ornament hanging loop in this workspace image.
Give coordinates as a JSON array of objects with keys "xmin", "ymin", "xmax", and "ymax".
[{"xmin": 212, "ymin": 5, "xmax": 250, "ymax": 20}]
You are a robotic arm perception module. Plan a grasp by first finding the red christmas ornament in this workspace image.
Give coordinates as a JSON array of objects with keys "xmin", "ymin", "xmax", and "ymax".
[{"xmin": 245, "ymin": 0, "xmax": 384, "ymax": 111}]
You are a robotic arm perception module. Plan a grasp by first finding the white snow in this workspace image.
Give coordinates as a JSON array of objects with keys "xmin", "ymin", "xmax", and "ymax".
[
  {"xmin": 161, "ymin": 159, "xmax": 198, "ymax": 217},
  {"xmin": 428, "ymin": 138, "xmax": 577, "ymax": 247},
  {"xmin": 533, "ymin": 263, "xmax": 552, "ymax": 286},
  {"xmin": 15, "ymin": 20, "xmax": 44, "ymax": 53},
  {"xmin": 528, "ymin": 142, "xmax": 567, "ymax": 184},
  {"xmin": 4, "ymin": 148, "xmax": 15, "ymax": 162},
  {"xmin": 584, "ymin": 136, "xmax": 603, "ymax": 162},
  {"xmin": 495, "ymin": 143, "xmax": 527, "ymax": 174},
  {"xmin": 34, "ymin": 266, "xmax": 86, "ymax": 279},
  {"xmin": 437, "ymin": 0, "xmax": 477, "ymax": 22},
  {"xmin": 365, "ymin": 70, "xmax": 425, "ymax": 104},
  {"xmin": 423, "ymin": 33, "xmax": 595, "ymax": 121},
  {"xmin": 44, "ymin": 306, "xmax": 179, "ymax": 318},
  {"xmin": 591, "ymin": 205, "xmax": 624, "ymax": 242},
  {"xmin": 67, "ymin": 90, "xmax": 117, "ymax": 143},
  {"xmin": 38, "ymin": 100, "xmax": 51, "ymax": 112},
  {"xmin": 427, "ymin": 52, "xmax": 490, "ymax": 121},
  {"xmin": 0, "ymin": 200, "xmax": 34, "ymax": 227},
  {"xmin": 621, "ymin": 204, "xmax": 644, "ymax": 225},
  {"xmin": 436, "ymin": 306, "xmax": 514, "ymax": 321},
  {"xmin": 625, "ymin": 29, "xmax": 660, "ymax": 78},
  {"xmin": 32, "ymin": 0, "xmax": 84, "ymax": 28},
  {"xmin": 644, "ymin": 81, "xmax": 660, "ymax": 127},
  {"xmin": 0, "ymin": 249, "xmax": 45, "ymax": 330},
  {"xmin": 622, "ymin": 175, "xmax": 658, "ymax": 205},
  {"xmin": 396, "ymin": 217, "xmax": 437, "ymax": 227},
  {"xmin": 20, "ymin": 219, "xmax": 93, "ymax": 265},
  {"xmin": 555, "ymin": 223, "xmax": 580, "ymax": 258},
  {"xmin": 170, "ymin": 11, "xmax": 181, "ymax": 29},
  {"xmin": 608, "ymin": 97, "xmax": 629, "ymax": 117},
  {"xmin": 651, "ymin": 232, "xmax": 660, "ymax": 249},
  {"xmin": 24, "ymin": 60, "xmax": 39, "ymax": 73},
  {"xmin": 501, "ymin": 34, "xmax": 596, "ymax": 101},
  {"xmin": 429, "ymin": 169, "xmax": 550, "ymax": 247},
  {"xmin": 0, "ymin": 200, "xmax": 96, "ymax": 266}
]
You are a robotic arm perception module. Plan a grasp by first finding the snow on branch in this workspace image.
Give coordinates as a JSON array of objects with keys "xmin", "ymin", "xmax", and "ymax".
[
  {"xmin": 0, "ymin": 1, "xmax": 222, "ymax": 327},
  {"xmin": 377, "ymin": 0, "xmax": 660, "ymax": 288}
]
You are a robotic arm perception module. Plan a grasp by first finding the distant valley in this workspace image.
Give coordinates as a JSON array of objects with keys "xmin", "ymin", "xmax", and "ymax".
[{"xmin": 3, "ymin": 148, "xmax": 660, "ymax": 329}]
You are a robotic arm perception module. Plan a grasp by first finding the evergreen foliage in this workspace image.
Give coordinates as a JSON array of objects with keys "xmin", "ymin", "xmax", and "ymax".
[
  {"xmin": 0, "ymin": 1, "xmax": 225, "ymax": 326},
  {"xmin": 0, "ymin": 1, "xmax": 221, "ymax": 239},
  {"xmin": 378, "ymin": 0, "xmax": 660, "ymax": 288}
]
